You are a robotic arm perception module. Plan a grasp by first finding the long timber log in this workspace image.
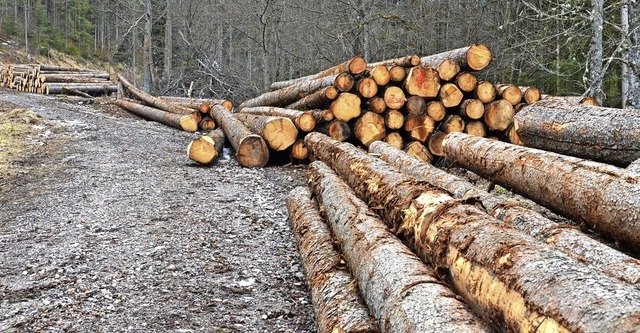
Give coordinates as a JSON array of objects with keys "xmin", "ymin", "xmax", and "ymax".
[
  {"xmin": 240, "ymin": 75, "xmax": 338, "ymax": 110},
  {"xmin": 159, "ymin": 96, "xmax": 233, "ymax": 111},
  {"xmin": 115, "ymin": 98, "xmax": 198, "ymax": 132},
  {"xmin": 236, "ymin": 106, "xmax": 316, "ymax": 132},
  {"xmin": 366, "ymin": 54, "xmax": 420, "ymax": 68},
  {"xmin": 285, "ymin": 86, "xmax": 339, "ymax": 110},
  {"xmin": 118, "ymin": 75, "xmax": 195, "ymax": 115},
  {"xmin": 45, "ymin": 84, "xmax": 117, "ymax": 95},
  {"xmin": 234, "ymin": 113, "xmax": 298, "ymax": 151},
  {"xmin": 210, "ymin": 105, "xmax": 269, "ymax": 168},
  {"xmin": 305, "ymin": 132, "xmax": 640, "ymax": 333},
  {"xmin": 307, "ymin": 162, "xmax": 491, "ymax": 333},
  {"xmin": 442, "ymin": 132, "xmax": 640, "ymax": 253},
  {"xmin": 187, "ymin": 129, "xmax": 225, "ymax": 165},
  {"xmin": 419, "ymin": 44, "xmax": 492, "ymax": 72},
  {"xmin": 515, "ymin": 98, "xmax": 640, "ymax": 166},
  {"xmin": 270, "ymin": 56, "xmax": 366, "ymax": 90}
]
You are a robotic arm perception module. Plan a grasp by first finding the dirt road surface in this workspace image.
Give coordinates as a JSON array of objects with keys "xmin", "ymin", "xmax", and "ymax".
[{"xmin": 0, "ymin": 89, "xmax": 316, "ymax": 332}]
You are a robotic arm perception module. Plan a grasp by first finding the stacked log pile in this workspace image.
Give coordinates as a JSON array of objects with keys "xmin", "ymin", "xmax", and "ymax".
[{"xmin": 0, "ymin": 64, "xmax": 116, "ymax": 96}]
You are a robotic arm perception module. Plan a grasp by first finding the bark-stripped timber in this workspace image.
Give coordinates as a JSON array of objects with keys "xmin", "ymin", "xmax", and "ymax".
[
  {"xmin": 305, "ymin": 132, "xmax": 640, "ymax": 333},
  {"xmin": 239, "ymin": 74, "xmax": 338, "ymax": 109},
  {"xmin": 236, "ymin": 106, "xmax": 316, "ymax": 132},
  {"xmin": 404, "ymin": 141, "xmax": 433, "ymax": 163},
  {"xmin": 454, "ymin": 72, "xmax": 477, "ymax": 93},
  {"xmin": 285, "ymin": 187, "xmax": 380, "ymax": 333},
  {"xmin": 290, "ymin": 139, "xmax": 309, "ymax": 161},
  {"xmin": 419, "ymin": 44, "xmax": 492, "ymax": 72},
  {"xmin": 334, "ymin": 73, "xmax": 356, "ymax": 92},
  {"xmin": 459, "ymin": 99, "xmax": 484, "ymax": 120},
  {"xmin": 514, "ymin": 98, "xmax": 640, "ymax": 166},
  {"xmin": 427, "ymin": 131, "xmax": 447, "ymax": 157},
  {"xmin": 388, "ymin": 66, "xmax": 406, "ymax": 82},
  {"xmin": 442, "ymin": 133, "xmax": 640, "ymax": 253},
  {"xmin": 209, "ymin": 104, "xmax": 269, "ymax": 168},
  {"xmin": 384, "ymin": 110, "xmax": 404, "ymax": 131},
  {"xmin": 234, "ymin": 113, "xmax": 298, "ymax": 151},
  {"xmin": 355, "ymin": 77, "xmax": 378, "ymax": 98},
  {"xmin": 366, "ymin": 96, "xmax": 387, "ymax": 114},
  {"xmin": 317, "ymin": 120, "xmax": 352, "ymax": 142},
  {"xmin": 306, "ymin": 162, "xmax": 489, "ymax": 333},
  {"xmin": 474, "ymin": 81, "xmax": 497, "ymax": 104},
  {"xmin": 198, "ymin": 117, "xmax": 217, "ymax": 131},
  {"xmin": 118, "ymin": 75, "xmax": 195, "ymax": 115},
  {"xmin": 464, "ymin": 120, "xmax": 487, "ymax": 137},
  {"xmin": 285, "ymin": 86, "xmax": 339, "ymax": 110},
  {"xmin": 436, "ymin": 58, "xmax": 461, "ymax": 81},
  {"xmin": 187, "ymin": 129, "xmax": 225, "ymax": 165},
  {"xmin": 628, "ymin": 158, "xmax": 640, "ymax": 174},
  {"xmin": 115, "ymin": 98, "xmax": 199, "ymax": 132},
  {"xmin": 484, "ymin": 99, "xmax": 514, "ymax": 131},
  {"xmin": 158, "ymin": 96, "xmax": 233, "ymax": 111},
  {"xmin": 439, "ymin": 83, "xmax": 464, "ymax": 108},
  {"xmin": 382, "ymin": 86, "xmax": 406, "ymax": 110},
  {"xmin": 310, "ymin": 109, "xmax": 335, "ymax": 123},
  {"xmin": 404, "ymin": 114, "xmax": 435, "ymax": 142},
  {"xmin": 370, "ymin": 140, "xmax": 640, "ymax": 288},
  {"xmin": 520, "ymin": 86, "xmax": 542, "ymax": 104},
  {"xmin": 354, "ymin": 112, "xmax": 386, "ymax": 147},
  {"xmin": 426, "ymin": 101, "xmax": 446, "ymax": 122},
  {"xmin": 270, "ymin": 56, "xmax": 367, "ymax": 90},
  {"xmin": 496, "ymin": 84, "xmax": 523, "ymax": 106},
  {"xmin": 383, "ymin": 132, "xmax": 404, "ymax": 150},
  {"xmin": 367, "ymin": 54, "xmax": 420, "ymax": 68},
  {"xmin": 403, "ymin": 67, "xmax": 440, "ymax": 98},
  {"xmin": 405, "ymin": 96, "xmax": 426, "ymax": 115},
  {"xmin": 330, "ymin": 93, "xmax": 362, "ymax": 122},
  {"xmin": 441, "ymin": 115, "xmax": 465, "ymax": 134},
  {"xmin": 45, "ymin": 84, "xmax": 118, "ymax": 95},
  {"xmin": 505, "ymin": 124, "xmax": 522, "ymax": 145},
  {"xmin": 369, "ymin": 65, "xmax": 390, "ymax": 86}
]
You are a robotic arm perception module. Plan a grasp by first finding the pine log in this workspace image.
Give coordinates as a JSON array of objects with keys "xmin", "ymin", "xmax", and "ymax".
[
  {"xmin": 581, "ymin": 96, "xmax": 600, "ymax": 106},
  {"xmin": 464, "ymin": 120, "xmax": 487, "ymax": 137},
  {"xmin": 403, "ymin": 67, "xmax": 440, "ymax": 98},
  {"xmin": 115, "ymin": 98, "xmax": 198, "ymax": 132},
  {"xmin": 383, "ymin": 132, "xmax": 404, "ymax": 150},
  {"xmin": 441, "ymin": 115, "xmax": 465, "ymax": 133},
  {"xmin": 514, "ymin": 98, "xmax": 640, "ymax": 165},
  {"xmin": 286, "ymin": 187, "xmax": 379, "ymax": 333},
  {"xmin": 628, "ymin": 158, "xmax": 640, "ymax": 174},
  {"xmin": 404, "ymin": 141, "xmax": 433, "ymax": 163},
  {"xmin": 484, "ymin": 99, "xmax": 514, "ymax": 131},
  {"xmin": 439, "ymin": 83, "xmax": 464, "ymax": 108},
  {"xmin": 370, "ymin": 140, "xmax": 640, "ymax": 288},
  {"xmin": 40, "ymin": 73, "xmax": 110, "ymax": 79},
  {"xmin": 239, "ymin": 74, "xmax": 338, "ymax": 109},
  {"xmin": 317, "ymin": 120, "xmax": 351, "ymax": 142},
  {"xmin": 236, "ymin": 106, "xmax": 316, "ymax": 132},
  {"xmin": 454, "ymin": 72, "xmax": 477, "ymax": 93},
  {"xmin": 198, "ymin": 117, "xmax": 217, "ymax": 131},
  {"xmin": 436, "ymin": 58, "xmax": 461, "ymax": 81},
  {"xmin": 158, "ymin": 96, "xmax": 233, "ymax": 111},
  {"xmin": 497, "ymin": 84, "xmax": 523, "ymax": 105},
  {"xmin": 520, "ymin": 86, "xmax": 542, "ymax": 104},
  {"xmin": 442, "ymin": 133, "xmax": 640, "ymax": 253},
  {"xmin": 355, "ymin": 77, "xmax": 378, "ymax": 98},
  {"xmin": 61, "ymin": 87, "xmax": 94, "ymax": 98},
  {"xmin": 541, "ymin": 95, "xmax": 601, "ymax": 106},
  {"xmin": 270, "ymin": 56, "xmax": 367, "ymax": 90},
  {"xmin": 404, "ymin": 114, "xmax": 435, "ymax": 142},
  {"xmin": 118, "ymin": 75, "xmax": 195, "ymax": 115},
  {"xmin": 384, "ymin": 109, "xmax": 405, "ymax": 130},
  {"xmin": 187, "ymin": 129, "xmax": 225, "ymax": 165},
  {"xmin": 209, "ymin": 104, "xmax": 269, "ymax": 168},
  {"xmin": 330, "ymin": 93, "xmax": 361, "ymax": 122},
  {"xmin": 285, "ymin": 86, "xmax": 339, "ymax": 110},
  {"xmin": 474, "ymin": 81, "xmax": 497, "ymax": 103},
  {"xmin": 365, "ymin": 96, "xmax": 387, "ymax": 114},
  {"xmin": 405, "ymin": 96, "xmax": 426, "ymax": 115},
  {"xmin": 334, "ymin": 73, "xmax": 356, "ymax": 92},
  {"xmin": 427, "ymin": 131, "xmax": 447, "ymax": 156},
  {"xmin": 419, "ymin": 44, "xmax": 492, "ymax": 71},
  {"xmin": 310, "ymin": 109, "xmax": 335, "ymax": 123},
  {"xmin": 459, "ymin": 99, "xmax": 484, "ymax": 120},
  {"xmin": 388, "ymin": 66, "xmax": 406, "ymax": 82},
  {"xmin": 382, "ymin": 86, "xmax": 406, "ymax": 110},
  {"xmin": 45, "ymin": 84, "xmax": 118, "ymax": 95},
  {"xmin": 426, "ymin": 101, "xmax": 446, "ymax": 122},
  {"xmin": 305, "ymin": 132, "xmax": 640, "ymax": 333},
  {"xmin": 367, "ymin": 55, "xmax": 420, "ymax": 68},
  {"xmin": 369, "ymin": 65, "xmax": 390, "ymax": 86},
  {"xmin": 290, "ymin": 139, "xmax": 309, "ymax": 161},
  {"xmin": 43, "ymin": 77, "xmax": 110, "ymax": 84},
  {"xmin": 39, "ymin": 65, "xmax": 102, "ymax": 72},
  {"xmin": 354, "ymin": 112, "xmax": 386, "ymax": 147},
  {"xmin": 234, "ymin": 113, "xmax": 298, "ymax": 151},
  {"xmin": 307, "ymin": 162, "xmax": 490, "ymax": 333}
]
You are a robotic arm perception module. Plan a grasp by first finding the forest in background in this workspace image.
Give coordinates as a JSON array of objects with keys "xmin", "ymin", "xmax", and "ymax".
[{"xmin": 0, "ymin": 0, "xmax": 638, "ymax": 108}]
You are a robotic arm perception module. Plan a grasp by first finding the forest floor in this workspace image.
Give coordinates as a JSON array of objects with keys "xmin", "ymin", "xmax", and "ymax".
[{"xmin": 0, "ymin": 89, "xmax": 316, "ymax": 332}]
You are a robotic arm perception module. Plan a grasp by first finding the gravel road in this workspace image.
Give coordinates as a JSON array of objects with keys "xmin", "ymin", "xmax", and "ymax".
[{"xmin": 0, "ymin": 89, "xmax": 316, "ymax": 332}]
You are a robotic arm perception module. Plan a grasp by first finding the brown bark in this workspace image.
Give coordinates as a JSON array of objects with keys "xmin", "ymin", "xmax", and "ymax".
[
  {"xmin": 404, "ymin": 141, "xmax": 433, "ymax": 163},
  {"xmin": 382, "ymin": 86, "xmax": 406, "ymax": 110},
  {"xmin": 403, "ymin": 67, "xmax": 440, "ymax": 98},
  {"xmin": 61, "ymin": 87, "xmax": 94, "ymax": 98},
  {"xmin": 369, "ymin": 65, "xmax": 390, "ymax": 86},
  {"xmin": 209, "ymin": 104, "xmax": 269, "ymax": 168},
  {"xmin": 317, "ymin": 120, "xmax": 351, "ymax": 142},
  {"xmin": 330, "ymin": 93, "xmax": 362, "ymax": 122},
  {"xmin": 198, "ymin": 117, "xmax": 217, "ymax": 131},
  {"xmin": 441, "ymin": 115, "xmax": 465, "ymax": 133},
  {"xmin": 439, "ymin": 83, "xmax": 464, "ymax": 108},
  {"xmin": 115, "ymin": 98, "xmax": 198, "ymax": 132},
  {"xmin": 405, "ymin": 96, "xmax": 426, "ymax": 115},
  {"xmin": 388, "ymin": 66, "xmax": 406, "ymax": 82},
  {"xmin": 305, "ymin": 132, "xmax": 640, "ymax": 333},
  {"xmin": 187, "ymin": 129, "xmax": 225, "ymax": 165},
  {"xmin": 237, "ymin": 106, "xmax": 316, "ymax": 132},
  {"xmin": 426, "ymin": 101, "xmax": 446, "ymax": 122},
  {"xmin": 404, "ymin": 114, "xmax": 435, "ymax": 142},
  {"xmin": 459, "ymin": 99, "xmax": 484, "ymax": 120},
  {"xmin": 454, "ymin": 72, "xmax": 478, "ymax": 93},
  {"xmin": 427, "ymin": 131, "xmax": 447, "ymax": 156},
  {"xmin": 496, "ymin": 84, "xmax": 523, "ymax": 105},
  {"xmin": 239, "ymin": 74, "xmax": 338, "ymax": 109},
  {"xmin": 45, "ymin": 84, "xmax": 118, "ymax": 95},
  {"xmin": 520, "ymin": 86, "xmax": 542, "ymax": 104},
  {"xmin": 270, "ymin": 56, "xmax": 367, "ymax": 90},
  {"xmin": 285, "ymin": 86, "xmax": 339, "ymax": 110},
  {"xmin": 419, "ymin": 44, "xmax": 492, "ymax": 71},
  {"xmin": 290, "ymin": 139, "xmax": 309, "ymax": 161},
  {"xmin": 464, "ymin": 120, "xmax": 487, "ymax": 137},
  {"xmin": 286, "ymin": 187, "xmax": 379, "ymax": 333},
  {"xmin": 355, "ymin": 77, "xmax": 378, "ymax": 98},
  {"xmin": 158, "ymin": 96, "xmax": 233, "ymax": 111},
  {"xmin": 474, "ymin": 81, "xmax": 497, "ymax": 104},
  {"xmin": 515, "ymin": 98, "xmax": 640, "ymax": 165},
  {"xmin": 307, "ymin": 162, "xmax": 489, "ymax": 333},
  {"xmin": 234, "ymin": 113, "xmax": 298, "ymax": 151},
  {"xmin": 370, "ymin": 140, "xmax": 640, "ymax": 288},
  {"xmin": 365, "ymin": 96, "xmax": 386, "ymax": 114},
  {"xmin": 367, "ymin": 55, "xmax": 420, "ymax": 68},
  {"xmin": 384, "ymin": 109, "xmax": 405, "ymax": 130},
  {"xmin": 382, "ymin": 132, "xmax": 404, "ymax": 150},
  {"xmin": 118, "ymin": 75, "xmax": 194, "ymax": 115},
  {"xmin": 484, "ymin": 99, "xmax": 514, "ymax": 131},
  {"xmin": 354, "ymin": 112, "xmax": 386, "ymax": 147},
  {"xmin": 442, "ymin": 132, "xmax": 640, "ymax": 253}
]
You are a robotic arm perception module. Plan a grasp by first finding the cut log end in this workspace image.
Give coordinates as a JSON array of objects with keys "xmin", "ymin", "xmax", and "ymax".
[
  {"xmin": 187, "ymin": 136, "xmax": 219, "ymax": 165},
  {"xmin": 263, "ymin": 118, "xmax": 299, "ymax": 151},
  {"xmin": 484, "ymin": 100, "xmax": 515, "ymax": 131},
  {"xmin": 331, "ymin": 93, "xmax": 362, "ymax": 122},
  {"xmin": 291, "ymin": 139, "xmax": 309, "ymax": 160},
  {"xmin": 427, "ymin": 131, "xmax": 447, "ymax": 156},
  {"xmin": 455, "ymin": 72, "xmax": 478, "ymax": 93},
  {"xmin": 298, "ymin": 113, "xmax": 317, "ymax": 132},
  {"xmin": 383, "ymin": 132, "xmax": 404, "ymax": 150},
  {"xmin": 348, "ymin": 56, "xmax": 368, "ymax": 76},
  {"xmin": 389, "ymin": 66, "xmax": 407, "ymax": 82},
  {"xmin": 439, "ymin": 83, "xmax": 464, "ymax": 108},
  {"xmin": 426, "ymin": 101, "xmax": 446, "ymax": 122},
  {"xmin": 404, "ymin": 67, "xmax": 441, "ymax": 98},
  {"xmin": 383, "ymin": 86, "xmax": 406, "ymax": 110},
  {"xmin": 237, "ymin": 135, "xmax": 270, "ymax": 168},
  {"xmin": 437, "ymin": 58, "xmax": 461, "ymax": 81},
  {"xmin": 467, "ymin": 44, "xmax": 492, "ymax": 71},
  {"xmin": 179, "ymin": 115, "xmax": 199, "ymax": 132},
  {"xmin": 355, "ymin": 112, "xmax": 386, "ymax": 147},
  {"xmin": 335, "ymin": 73, "xmax": 355, "ymax": 92},
  {"xmin": 405, "ymin": 141, "xmax": 433, "ymax": 163}
]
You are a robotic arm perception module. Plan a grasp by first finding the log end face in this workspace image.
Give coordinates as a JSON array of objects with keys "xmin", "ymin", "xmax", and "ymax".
[
  {"xmin": 349, "ymin": 56, "xmax": 368, "ymax": 76},
  {"xmin": 299, "ymin": 113, "xmax": 317, "ymax": 132},
  {"xmin": 237, "ymin": 135, "xmax": 270, "ymax": 168},
  {"xmin": 179, "ymin": 115, "xmax": 200, "ymax": 132},
  {"xmin": 263, "ymin": 118, "xmax": 299, "ymax": 151},
  {"xmin": 467, "ymin": 44, "xmax": 492, "ymax": 71},
  {"xmin": 187, "ymin": 136, "xmax": 219, "ymax": 165}
]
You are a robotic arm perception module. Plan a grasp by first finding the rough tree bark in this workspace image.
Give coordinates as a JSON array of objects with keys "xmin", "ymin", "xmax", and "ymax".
[
  {"xmin": 239, "ymin": 74, "xmax": 338, "ymax": 110},
  {"xmin": 115, "ymin": 98, "xmax": 198, "ymax": 132},
  {"xmin": 118, "ymin": 75, "xmax": 194, "ymax": 115}
]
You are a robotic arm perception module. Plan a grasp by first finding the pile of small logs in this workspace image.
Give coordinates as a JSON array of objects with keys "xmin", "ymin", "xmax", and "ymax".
[{"xmin": 0, "ymin": 64, "xmax": 117, "ymax": 96}]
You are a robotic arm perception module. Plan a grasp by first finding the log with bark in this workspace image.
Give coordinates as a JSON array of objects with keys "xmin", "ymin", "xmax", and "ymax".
[
  {"xmin": 366, "ymin": 96, "xmax": 387, "ymax": 114},
  {"xmin": 388, "ymin": 66, "xmax": 406, "ymax": 82},
  {"xmin": 368, "ymin": 65, "xmax": 390, "ymax": 86},
  {"xmin": 158, "ymin": 96, "xmax": 233, "ymax": 111},
  {"xmin": 474, "ymin": 81, "xmax": 497, "ymax": 104},
  {"xmin": 239, "ymin": 74, "xmax": 339, "ymax": 110},
  {"xmin": 366, "ymin": 54, "xmax": 420, "ymax": 68},
  {"xmin": 45, "ymin": 83, "xmax": 118, "ymax": 95},
  {"xmin": 419, "ymin": 44, "xmax": 492, "ymax": 72},
  {"xmin": 483, "ymin": 99, "xmax": 514, "ymax": 131},
  {"xmin": 290, "ymin": 139, "xmax": 310, "ymax": 161},
  {"xmin": 628, "ymin": 158, "xmax": 640, "ymax": 174},
  {"xmin": 234, "ymin": 113, "xmax": 298, "ymax": 151},
  {"xmin": 285, "ymin": 86, "xmax": 339, "ymax": 110},
  {"xmin": 355, "ymin": 77, "xmax": 378, "ymax": 99},
  {"xmin": 404, "ymin": 141, "xmax": 433, "ymax": 163},
  {"xmin": 404, "ymin": 114, "xmax": 435, "ymax": 142},
  {"xmin": 459, "ymin": 99, "xmax": 484, "ymax": 120},
  {"xmin": 305, "ymin": 132, "xmax": 640, "ymax": 333},
  {"xmin": 454, "ymin": 72, "xmax": 478, "ymax": 93},
  {"xmin": 515, "ymin": 98, "xmax": 640, "ymax": 166},
  {"xmin": 426, "ymin": 101, "xmax": 446, "ymax": 122},
  {"xmin": 118, "ymin": 75, "xmax": 195, "ymax": 115},
  {"xmin": 442, "ymin": 132, "xmax": 640, "ymax": 253},
  {"xmin": 115, "ymin": 98, "xmax": 199, "ymax": 132},
  {"xmin": 270, "ymin": 56, "xmax": 367, "ymax": 90},
  {"xmin": 235, "ymin": 106, "xmax": 316, "ymax": 132},
  {"xmin": 187, "ymin": 129, "xmax": 225, "ymax": 165},
  {"xmin": 209, "ymin": 104, "xmax": 269, "ymax": 168},
  {"xmin": 496, "ymin": 84, "xmax": 523, "ymax": 105},
  {"xmin": 286, "ymin": 186, "xmax": 379, "ymax": 333},
  {"xmin": 317, "ymin": 120, "xmax": 352, "ymax": 142},
  {"xmin": 307, "ymin": 161, "xmax": 491, "ymax": 333}
]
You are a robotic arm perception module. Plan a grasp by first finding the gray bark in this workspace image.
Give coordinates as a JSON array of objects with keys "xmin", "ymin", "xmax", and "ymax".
[
  {"xmin": 587, "ymin": 0, "xmax": 604, "ymax": 104},
  {"xmin": 142, "ymin": 0, "xmax": 153, "ymax": 93},
  {"xmin": 164, "ymin": 0, "xmax": 172, "ymax": 78}
]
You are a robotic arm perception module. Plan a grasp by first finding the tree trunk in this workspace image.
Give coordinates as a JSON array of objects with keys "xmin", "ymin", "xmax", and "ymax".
[
  {"xmin": 317, "ymin": 120, "xmax": 351, "ymax": 142},
  {"xmin": 309, "ymin": 109, "xmax": 334, "ymax": 123},
  {"xmin": 354, "ymin": 112, "xmax": 386, "ymax": 147},
  {"xmin": 305, "ymin": 132, "xmax": 640, "ymax": 333},
  {"xmin": 419, "ymin": 44, "xmax": 492, "ymax": 71},
  {"xmin": 286, "ymin": 187, "xmax": 379, "ymax": 333},
  {"xmin": 587, "ymin": 0, "xmax": 604, "ymax": 104},
  {"xmin": 270, "ymin": 56, "xmax": 366, "ymax": 90},
  {"xmin": 369, "ymin": 140, "xmax": 640, "ymax": 288},
  {"xmin": 628, "ymin": 158, "xmax": 640, "ymax": 174},
  {"xmin": 198, "ymin": 117, "xmax": 217, "ymax": 131},
  {"xmin": 367, "ymin": 54, "xmax": 420, "ymax": 68},
  {"xmin": 403, "ymin": 67, "xmax": 440, "ymax": 98},
  {"xmin": 142, "ymin": 0, "xmax": 153, "ymax": 93},
  {"xmin": 330, "ymin": 93, "xmax": 361, "ymax": 122},
  {"xmin": 442, "ymin": 132, "xmax": 640, "ymax": 253},
  {"xmin": 427, "ymin": 131, "xmax": 447, "ymax": 156},
  {"xmin": 45, "ymin": 84, "xmax": 118, "ymax": 95},
  {"xmin": 306, "ymin": 162, "xmax": 490, "ymax": 333},
  {"xmin": 163, "ymin": 0, "xmax": 172, "ymax": 79},
  {"xmin": 239, "ymin": 74, "xmax": 338, "ymax": 110},
  {"xmin": 234, "ymin": 113, "xmax": 298, "ymax": 151},
  {"xmin": 115, "ymin": 98, "xmax": 198, "ymax": 132},
  {"xmin": 285, "ymin": 86, "xmax": 338, "ymax": 110},
  {"xmin": 158, "ymin": 96, "xmax": 233, "ymax": 111},
  {"xmin": 515, "ymin": 98, "xmax": 640, "ymax": 165},
  {"xmin": 118, "ymin": 75, "xmax": 194, "ymax": 115},
  {"xmin": 520, "ymin": 86, "xmax": 541, "ymax": 104},
  {"xmin": 209, "ymin": 105, "xmax": 269, "ymax": 168},
  {"xmin": 237, "ymin": 106, "xmax": 316, "ymax": 132},
  {"xmin": 187, "ymin": 129, "xmax": 225, "ymax": 165}
]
